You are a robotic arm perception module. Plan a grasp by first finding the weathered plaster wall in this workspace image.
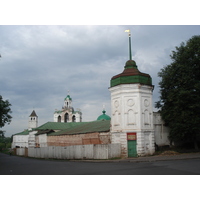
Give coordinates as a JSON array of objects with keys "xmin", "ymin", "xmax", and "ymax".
[
  {"xmin": 109, "ymin": 84, "xmax": 155, "ymax": 157},
  {"xmin": 12, "ymin": 135, "xmax": 29, "ymax": 148}
]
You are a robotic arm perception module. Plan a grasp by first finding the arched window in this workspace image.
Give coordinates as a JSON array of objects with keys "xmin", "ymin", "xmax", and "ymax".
[
  {"xmin": 72, "ymin": 115, "xmax": 76, "ymax": 122},
  {"xmin": 58, "ymin": 115, "xmax": 61, "ymax": 122},
  {"xmin": 114, "ymin": 110, "xmax": 119, "ymax": 125},
  {"xmin": 64, "ymin": 113, "xmax": 69, "ymax": 123},
  {"xmin": 127, "ymin": 109, "xmax": 135, "ymax": 125}
]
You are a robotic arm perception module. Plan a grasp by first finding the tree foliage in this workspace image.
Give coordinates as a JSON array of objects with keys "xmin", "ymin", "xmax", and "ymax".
[
  {"xmin": 0, "ymin": 95, "xmax": 12, "ymax": 128},
  {"xmin": 156, "ymin": 35, "xmax": 200, "ymax": 148}
]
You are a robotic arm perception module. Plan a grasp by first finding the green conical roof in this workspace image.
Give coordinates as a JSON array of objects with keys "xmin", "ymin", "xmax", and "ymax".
[
  {"xmin": 110, "ymin": 60, "xmax": 152, "ymax": 87},
  {"xmin": 97, "ymin": 110, "xmax": 111, "ymax": 121}
]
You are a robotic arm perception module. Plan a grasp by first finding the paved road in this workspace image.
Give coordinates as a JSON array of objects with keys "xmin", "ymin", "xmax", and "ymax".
[{"xmin": 1, "ymin": 152, "xmax": 200, "ymax": 175}]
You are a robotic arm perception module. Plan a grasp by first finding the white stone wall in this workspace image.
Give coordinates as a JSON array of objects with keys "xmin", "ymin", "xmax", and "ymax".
[
  {"xmin": 38, "ymin": 134, "xmax": 48, "ymax": 147},
  {"xmin": 109, "ymin": 84, "xmax": 154, "ymax": 132},
  {"xmin": 54, "ymin": 111, "xmax": 82, "ymax": 122},
  {"xmin": 12, "ymin": 135, "xmax": 29, "ymax": 148},
  {"xmin": 111, "ymin": 131, "xmax": 155, "ymax": 157},
  {"xmin": 75, "ymin": 112, "xmax": 82, "ymax": 122},
  {"xmin": 153, "ymin": 112, "xmax": 170, "ymax": 146},
  {"xmin": 54, "ymin": 112, "xmax": 62, "ymax": 122},
  {"xmin": 28, "ymin": 116, "xmax": 38, "ymax": 129},
  {"xmin": 28, "ymin": 130, "xmax": 37, "ymax": 148},
  {"xmin": 109, "ymin": 84, "xmax": 155, "ymax": 157}
]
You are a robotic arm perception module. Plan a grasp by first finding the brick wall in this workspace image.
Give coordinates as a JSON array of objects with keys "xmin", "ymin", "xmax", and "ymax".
[{"xmin": 47, "ymin": 132, "xmax": 111, "ymax": 147}]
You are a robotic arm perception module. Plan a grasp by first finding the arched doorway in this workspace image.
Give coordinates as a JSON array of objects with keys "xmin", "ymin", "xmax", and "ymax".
[
  {"xmin": 72, "ymin": 115, "xmax": 76, "ymax": 122},
  {"xmin": 64, "ymin": 113, "xmax": 69, "ymax": 122},
  {"xmin": 57, "ymin": 115, "xmax": 61, "ymax": 122}
]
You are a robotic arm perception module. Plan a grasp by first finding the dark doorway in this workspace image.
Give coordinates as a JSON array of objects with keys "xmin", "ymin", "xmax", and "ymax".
[
  {"xmin": 72, "ymin": 115, "xmax": 76, "ymax": 122},
  {"xmin": 58, "ymin": 115, "xmax": 61, "ymax": 122},
  {"xmin": 64, "ymin": 113, "xmax": 69, "ymax": 122}
]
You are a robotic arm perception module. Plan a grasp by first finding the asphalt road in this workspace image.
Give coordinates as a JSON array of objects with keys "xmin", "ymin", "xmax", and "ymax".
[{"xmin": 1, "ymin": 152, "xmax": 200, "ymax": 175}]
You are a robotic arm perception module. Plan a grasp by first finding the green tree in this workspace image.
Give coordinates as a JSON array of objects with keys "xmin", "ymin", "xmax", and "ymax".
[
  {"xmin": 156, "ymin": 35, "xmax": 200, "ymax": 149},
  {"xmin": 0, "ymin": 95, "xmax": 12, "ymax": 128}
]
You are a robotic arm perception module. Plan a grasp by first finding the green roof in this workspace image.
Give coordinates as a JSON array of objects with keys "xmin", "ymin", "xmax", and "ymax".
[
  {"xmin": 36, "ymin": 120, "xmax": 110, "ymax": 136},
  {"xmin": 14, "ymin": 129, "xmax": 30, "ymax": 136},
  {"xmin": 110, "ymin": 60, "xmax": 152, "ymax": 87},
  {"xmin": 36, "ymin": 121, "xmax": 85, "ymax": 130},
  {"xmin": 64, "ymin": 95, "xmax": 72, "ymax": 101}
]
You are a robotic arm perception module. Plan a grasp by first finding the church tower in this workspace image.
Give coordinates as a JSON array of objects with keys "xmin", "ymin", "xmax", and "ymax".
[
  {"xmin": 54, "ymin": 93, "xmax": 82, "ymax": 123},
  {"xmin": 109, "ymin": 30, "xmax": 155, "ymax": 157},
  {"xmin": 28, "ymin": 110, "xmax": 38, "ymax": 130}
]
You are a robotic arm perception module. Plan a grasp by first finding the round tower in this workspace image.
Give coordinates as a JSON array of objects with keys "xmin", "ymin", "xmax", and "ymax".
[{"xmin": 109, "ymin": 30, "xmax": 155, "ymax": 157}]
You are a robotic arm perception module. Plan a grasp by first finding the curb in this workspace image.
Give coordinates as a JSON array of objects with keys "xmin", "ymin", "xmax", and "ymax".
[{"xmin": 69, "ymin": 153, "xmax": 200, "ymax": 163}]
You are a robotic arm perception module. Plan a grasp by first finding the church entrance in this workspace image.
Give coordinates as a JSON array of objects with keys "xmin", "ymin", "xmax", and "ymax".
[{"xmin": 127, "ymin": 133, "xmax": 137, "ymax": 157}]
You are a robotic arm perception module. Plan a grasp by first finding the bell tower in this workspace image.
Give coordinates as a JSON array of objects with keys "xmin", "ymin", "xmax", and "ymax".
[
  {"xmin": 64, "ymin": 94, "xmax": 72, "ymax": 108},
  {"xmin": 109, "ymin": 30, "xmax": 155, "ymax": 157},
  {"xmin": 54, "ymin": 92, "xmax": 82, "ymax": 123},
  {"xmin": 28, "ymin": 110, "xmax": 38, "ymax": 130}
]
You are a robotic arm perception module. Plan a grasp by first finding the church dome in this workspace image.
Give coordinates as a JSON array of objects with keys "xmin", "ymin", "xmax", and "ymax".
[
  {"xmin": 110, "ymin": 60, "xmax": 152, "ymax": 87},
  {"xmin": 97, "ymin": 110, "xmax": 111, "ymax": 121},
  {"xmin": 125, "ymin": 60, "xmax": 137, "ymax": 67},
  {"xmin": 64, "ymin": 95, "xmax": 72, "ymax": 101}
]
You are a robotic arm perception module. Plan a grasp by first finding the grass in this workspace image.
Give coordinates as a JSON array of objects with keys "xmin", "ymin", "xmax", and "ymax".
[{"xmin": 0, "ymin": 148, "xmax": 11, "ymax": 155}]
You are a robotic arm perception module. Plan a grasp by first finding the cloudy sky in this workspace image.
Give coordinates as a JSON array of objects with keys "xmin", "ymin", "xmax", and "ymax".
[
  {"xmin": 1, "ymin": 25, "xmax": 200, "ymax": 137},
  {"xmin": 1, "ymin": 1, "xmax": 199, "ymax": 196}
]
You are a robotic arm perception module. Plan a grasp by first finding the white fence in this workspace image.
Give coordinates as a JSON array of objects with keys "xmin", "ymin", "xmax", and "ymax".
[
  {"xmin": 16, "ymin": 148, "xmax": 26, "ymax": 156},
  {"xmin": 16, "ymin": 144, "xmax": 121, "ymax": 160}
]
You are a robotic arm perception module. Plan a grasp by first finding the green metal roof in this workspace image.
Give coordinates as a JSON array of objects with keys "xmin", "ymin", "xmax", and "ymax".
[
  {"xmin": 110, "ymin": 60, "xmax": 152, "ymax": 87},
  {"xmin": 14, "ymin": 129, "xmax": 30, "ymax": 136},
  {"xmin": 36, "ymin": 121, "xmax": 83, "ymax": 130},
  {"xmin": 36, "ymin": 120, "xmax": 110, "ymax": 136}
]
